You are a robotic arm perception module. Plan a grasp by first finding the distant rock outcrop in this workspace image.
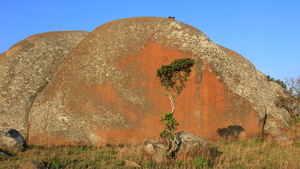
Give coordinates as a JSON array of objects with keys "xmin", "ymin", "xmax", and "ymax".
[
  {"xmin": 0, "ymin": 31, "xmax": 89, "ymax": 139},
  {"xmin": 0, "ymin": 17, "xmax": 291, "ymax": 146}
]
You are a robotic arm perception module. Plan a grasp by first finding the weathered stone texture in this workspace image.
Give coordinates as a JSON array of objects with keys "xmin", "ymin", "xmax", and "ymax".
[
  {"xmin": 0, "ymin": 31, "xmax": 89, "ymax": 139},
  {"xmin": 0, "ymin": 128, "xmax": 26, "ymax": 152},
  {"xmin": 0, "ymin": 17, "xmax": 290, "ymax": 146},
  {"xmin": 176, "ymin": 132, "xmax": 210, "ymax": 161},
  {"xmin": 27, "ymin": 17, "xmax": 271, "ymax": 146}
]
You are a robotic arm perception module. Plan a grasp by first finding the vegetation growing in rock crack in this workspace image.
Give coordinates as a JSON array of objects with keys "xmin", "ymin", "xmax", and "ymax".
[
  {"xmin": 156, "ymin": 58, "xmax": 195, "ymax": 158},
  {"xmin": 266, "ymin": 75, "xmax": 287, "ymax": 89}
]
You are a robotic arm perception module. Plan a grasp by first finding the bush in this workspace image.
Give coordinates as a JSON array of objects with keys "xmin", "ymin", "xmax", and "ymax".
[
  {"xmin": 267, "ymin": 75, "xmax": 287, "ymax": 89},
  {"xmin": 192, "ymin": 157, "xmax": 211, "ymax": 168},
  {"xmin": 115, "ymin": 159, "xmax": 125, "ymax": 166},
  {"xmin": 175, "ymin": 160, "xmax": 185, "ymax": 167},
  {"xmin": 253, "ymin": 137, "xmax": 264, "ymax": 143},
  {"xmin": 144, "ymin": 161, "xmax": 156, "ymax": 168}
]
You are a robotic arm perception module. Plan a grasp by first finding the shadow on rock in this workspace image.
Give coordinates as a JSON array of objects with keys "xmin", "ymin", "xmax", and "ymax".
[{"xmin": 217, "ymin": 125, "xmax": 245, "ymax": 142}]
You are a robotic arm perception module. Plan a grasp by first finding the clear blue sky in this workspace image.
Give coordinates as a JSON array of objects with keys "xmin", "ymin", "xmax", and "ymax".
[{"xmin": 1, "ymin": 1, "xmax": 299, "ymax": 81}]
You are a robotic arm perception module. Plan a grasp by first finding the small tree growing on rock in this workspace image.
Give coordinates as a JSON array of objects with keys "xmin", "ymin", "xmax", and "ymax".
[{"xmin": 156, "ymin": 58, "xmax": 194, "ymax": 158}]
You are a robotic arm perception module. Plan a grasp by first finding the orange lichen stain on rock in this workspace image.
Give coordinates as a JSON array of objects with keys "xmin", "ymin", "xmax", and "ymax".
[
  {"xmin": 115, "ymin": 40, "xmax": 194, "ymax": 112},
  {"xmin": 64, "ymin": 39, "xmax": 260, "ymax": 143},
  {"xmin": 93, "ymin": 113, "xmax": 164, "ymax": 145},
  {"xmin": 29, "ymin": 135, "xmax": 87, "ymax": 146},
  {"xmin": 99, "ymin": 40, "xmax": 196, "ymax": 142},
  {"xmin": 81, "ymin": 85, "xmax": 117, "ymax": 103},
  {"xmin": 67, "ymin": 84, "xmax": 118, "ymax": 114},
  {"xmin": 245, "ymin": 102, "xmax": 262, "ymax": 135},
  {"xmin": 199, "ymin": 64, "xmax": 232, "ymax": 112},
  {"xmin": 172, "ymin": 63, "xmax": 231, "ymax": 138},
  {"xmin": 138, "ymin": 40, "xmax": 194, "ymax": 110},
  {"xmin": 173, "ymin": 63, "xmax": 261, "ymax": 140}
]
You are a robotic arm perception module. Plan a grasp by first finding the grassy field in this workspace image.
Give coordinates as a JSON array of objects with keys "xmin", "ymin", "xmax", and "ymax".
[{"xmin": 2, "ymin": 121, "xmax": 300, "ymax": 168}]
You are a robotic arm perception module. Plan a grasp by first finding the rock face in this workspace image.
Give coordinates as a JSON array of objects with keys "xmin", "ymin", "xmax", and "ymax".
[
  {"xmin": 0, "ymin": 31, "xmax": 89, "ymax": 139},
  {"xmin": 0, "ymin": 128, "xmax": 26, "ymax": 152},
  {"xmin": 0, "ymin": 17, "xmax": 290, "ymax": 145}
]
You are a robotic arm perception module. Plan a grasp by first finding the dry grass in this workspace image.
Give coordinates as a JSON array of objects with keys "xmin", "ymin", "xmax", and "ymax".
[{"xmin": 1, "ymin": 122, "xmax": 300, "ymax": 168}]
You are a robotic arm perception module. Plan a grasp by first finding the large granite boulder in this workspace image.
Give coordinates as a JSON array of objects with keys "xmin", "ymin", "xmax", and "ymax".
[
  {"xmin": 0, "ymin": 31, "xmax": 89, "ymax": 139},
  {"xmin": 0, "ymin": 17, "xmax": 290, "ymax": 145},
  {"xmin": 27, "ymin": 17, "xmax": 286, "ymax": 145}
]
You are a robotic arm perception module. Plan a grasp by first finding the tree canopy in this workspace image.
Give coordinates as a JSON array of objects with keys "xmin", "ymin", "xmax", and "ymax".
[{"xmin": 157, "ymin": 58, "xmax": 195, "ymax": 114}]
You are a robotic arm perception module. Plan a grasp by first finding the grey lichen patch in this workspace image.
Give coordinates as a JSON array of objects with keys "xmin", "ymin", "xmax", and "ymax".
[{"xmin": 0, "ymin": 31, "xmax": 89, "ymax": 138}]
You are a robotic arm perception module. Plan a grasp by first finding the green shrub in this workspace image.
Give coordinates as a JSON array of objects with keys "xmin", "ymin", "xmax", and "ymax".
[
  {"xmin": 192, "ymin": 157, "xmax": 211, "ymax": 168},
  {"xmin": 292, "ymin": 117, "xmax": 300, "ymax": 123},
  {"xmin": 267, "ymin": 75, "xmax": 287, "ymax": 89},
  {"xmin": 67, "ymin": 149, "xmax": 73, "ymax": 155},
  {"xmin": 107, "ymin": 150, "xmax": 117, "ymax": 154},
  {"xmin": 175, "ymin": 160, "xmax": 185, "ymax": 167},
  {"xmin": 253, "ymin": 137, "xmax": 264, "ymax": 143},
  {"xmin": 115, "ymin": 159, "xmax": 125, "ymax": 166},
  {"xmin": 50, "ymin": 158, "xmax": 63, "ymax": 169},
  {"xmin": 144, "ymin": 161, "xmax": 156, "ymax": 168},
  {"xmin": 75, "ymin": 145, "xmax": 87, "ymax": 151}
]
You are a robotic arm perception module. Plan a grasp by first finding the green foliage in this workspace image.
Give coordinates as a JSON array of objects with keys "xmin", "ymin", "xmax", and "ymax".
[
  {"xmin": 159, "ymin": 112, "xmax": 179, "ymax": 138},
  {"xmin": 238, "ymin": 140, "xmax": 248, "ymax": 146},
  {"xmin": 157, "ymin": 58, "xmax": 194, "ymax": 90},
  {"xmin": 115, "ymin": 159, "xmax": 125, "ymax": 166},
  {"xmin": 67, "ymin": 149, "xmax": 73, "ymax": 155},
  {"xmin": 267, "ymin": 75, "xmax": 287, "ymax": 89},
  {"xmin": 253, "ymin": 137, "xmax": 265, "ymax": 143},
  {"xmin": 175, "ymin": 160, "xmax": 185, "ymax": 167},
  {"xmin": 75, "ymin": 145, "xmax": 87, "ymax": 151},
  {"xmin": 291, "ymin": 116, "xmax": 300, "ymax": 123},
  {"xmin": 192, "ymin": 157, "xmax": 211, "ymax": 169},
  {"xmin": 50, "ymin": 158, "xmax": 63, "ymax": 169},
  {"xmin": 144, "ymin": 161, "xmax": 156, "ymax": 168},
  {"xmin": 107, "ymin": 150, "xmax": 117, "ymax": 155},
  {"xmin": 295, "ymin": 142, "xmax": 300, "ymax": 147}
]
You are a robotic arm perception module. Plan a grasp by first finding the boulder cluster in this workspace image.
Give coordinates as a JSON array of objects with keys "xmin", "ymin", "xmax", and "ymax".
[{"xmin": 0, "ymin": 17, "xmax": 292, "ymax": 150}]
